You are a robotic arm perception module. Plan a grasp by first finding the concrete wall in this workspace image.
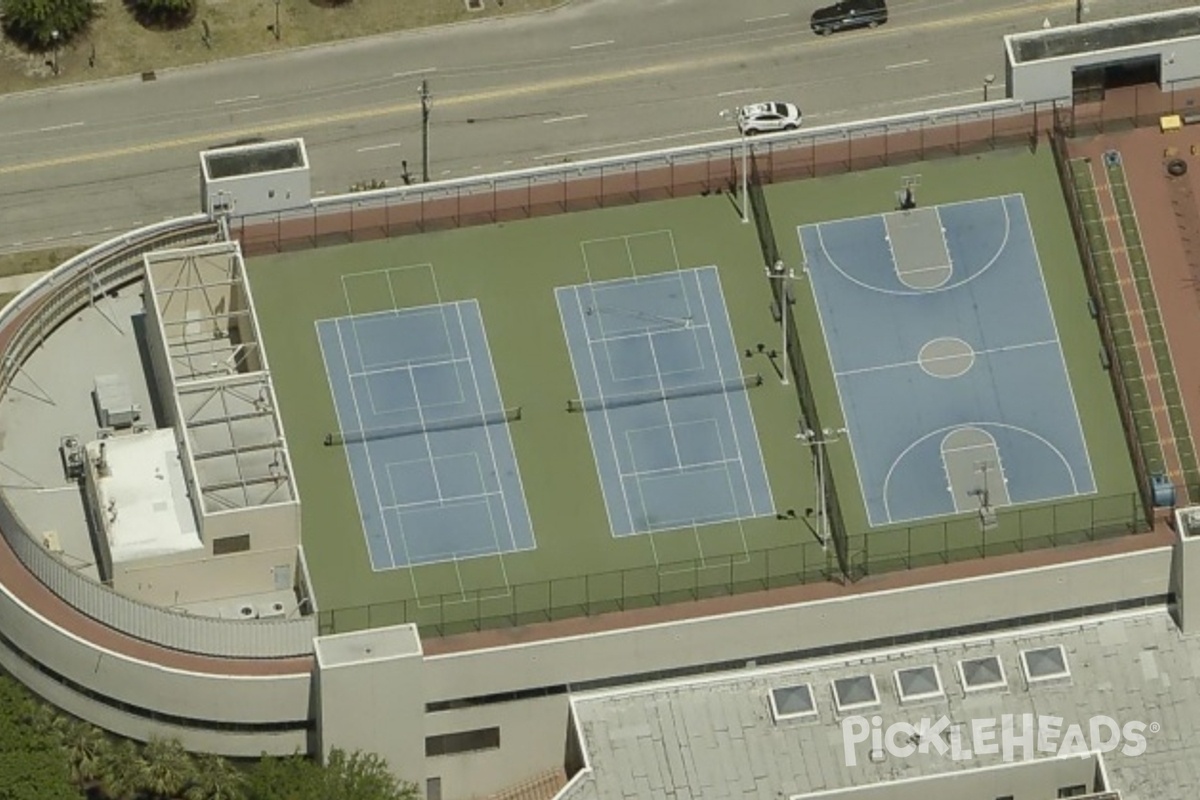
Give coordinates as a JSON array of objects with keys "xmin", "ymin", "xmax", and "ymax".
[
  {"xmin": 202, "ymin": 170, "xmax": 311, "ymax": 218},
  {"xmin": 316, "ymin": 628, "xmax": 425, "ymax": 792},
  {"xmin": 1008, "ymin": 37, "xmax": 1200, "ymax": 103},
  {"xmin": 203, "ymin": 499, "xmax": 299, "ymax": 554},
  {"xmin": 423, "ymin": 695, "xmax": 571, "ymax": 799},
  {"xmin": 0, "ymin": 643, "xmax": 307, "ymax": 756},
  {"xmin": 405, "ymin": 549, "xmax": 1168, "ymax": 798},
  {"xmin": 423, "ymin": 548, "xmax": 1171, "ymax": 703},
  {"xmin": 0, "ymin": 569, "xmax": 312, "ymax": 734},
  {"xmin": 793, "ymin": 751, "xmax": 1100, "ymax": 799},
  {"xmin": 112, "ymin": 543, "xmax": 297, "ymax": 608}
]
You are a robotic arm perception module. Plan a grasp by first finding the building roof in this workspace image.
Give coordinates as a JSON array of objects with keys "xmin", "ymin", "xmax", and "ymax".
[
  {"xmin": 1008, "ymin": 7, "xmax": 1200, "ymax": 63},
  {"xmin": 86, "ymin": 430, "xmax": 203, "ymax": 563},
  {"xmin": 564, "ymin": 607, "xmax": 1197, "ymax": 799}
]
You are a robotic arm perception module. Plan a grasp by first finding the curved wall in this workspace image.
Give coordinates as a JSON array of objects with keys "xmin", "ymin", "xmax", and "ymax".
[{"xmin": 0, "ymin": 218, "xmax": 315, "ymax": 752}]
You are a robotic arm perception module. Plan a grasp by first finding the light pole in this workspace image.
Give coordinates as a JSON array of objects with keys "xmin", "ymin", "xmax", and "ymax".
[
  {"xmin": 273, "ymin": 0, "xmax": 281, "ymax": 41},
  {"xmin": 418, "ymin": 79, "xmax": 433, "ymax": 183},
  {"xmin": 740, "ymin": 129, "xmax": 750, "ymax": 224},
  {"xmin": 983, "ymin": 74, "xmax": 995, "ymax": 103},
  {"xmin": 765, "ymin": 260, "xmax": 795, "ymax": 385},
  {"xmin": 50, "ymin": 29, "xmax": 60, "ymax": 76},
  {"xmin": 796, "ymin": 427, "xmax": 847, "ymax": 551},
  {"xmin": 1075, "ymin": 0, "xmax": 1084, "ymax": 24}
]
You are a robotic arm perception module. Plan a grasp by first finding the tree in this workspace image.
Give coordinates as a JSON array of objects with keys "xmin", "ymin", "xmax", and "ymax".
[
  {"xmin": 98, "ymin": 739, "xmax": 148, "ymax": 800},
  {"xmin": 0, "ymin": 0, "xmax": 98, "ymax": 50},
  {"xmin": 62, "ymin": 719, "xmax": 112, "ymax": 792},
  {"xmin": 185, "ymin": 754, "xmax": 248, "ymax": 800},
  {"xmin": 124, "ymin": 0, "xmax": 197, "ymax": 29},
  {"xmin": 141, "ymin": 737, "xmax": 197, "ymax": 798},
  {"xmin": 0, "ymin": 677, "xmax": 82, "ymax": 799},
  {"xmin": 245, "ymin": 749, "xmax": 417, "ymax": 800}
]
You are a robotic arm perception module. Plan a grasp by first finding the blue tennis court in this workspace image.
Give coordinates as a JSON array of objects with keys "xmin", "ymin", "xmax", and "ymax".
[
  {"xmin": 798, "ymin": 194, "xmax": 1096, "ymax": 527},
  {"xmin": 555, "ymin": 266, "xmax": 774, "ymax": 537},
  {"xmin": 316, "ymin": 300, "xmax": 535, "ymax": 570}
]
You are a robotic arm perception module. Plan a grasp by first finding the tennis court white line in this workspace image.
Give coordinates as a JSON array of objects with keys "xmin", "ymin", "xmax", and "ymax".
[
  {"xmin": 834, "ymin": 338, "xmax": 1059, "ymax": 378},
  {"xmin": 583, "ymin": 320, "xmax": 713, "ymax": 347},
  {"xmin": 457, "ymin": 300, "xmax": 523, "ymax": 570},
  {"xmin": 621, "ymin": 455, "xmax": 742, "ymax": 481},
  {"xmin": 331, "ymin": 315, "xmax": 407, "ymax": 574},
  {"xmin": 382, "ymin": 488, "xmax": 502, "ymax": 513},
  {"xmin": 701, "ymin": 267, "xmax": 769, "ymax": 517},
  {"xmin": 349, "ymin": 354, "xmax": 471, "ymax": 379}
]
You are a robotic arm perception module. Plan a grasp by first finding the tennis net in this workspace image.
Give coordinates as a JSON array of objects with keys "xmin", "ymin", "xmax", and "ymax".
[
  {"xmin": 324, "ymin": 406, "xmax": 522, "ymax": 446},
  {"xmin": 567, "ymin": 374, "xmax": 761, "ymax": 413}
]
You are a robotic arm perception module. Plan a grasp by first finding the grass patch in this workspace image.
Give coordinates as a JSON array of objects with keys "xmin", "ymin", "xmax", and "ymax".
[
  {"xmin": 0, "ymin": 247, "xmax": 86, "ymax": 279},
  {"xmin": 0, "ymin": 0, "xmax": 563, "ymax": 94}
]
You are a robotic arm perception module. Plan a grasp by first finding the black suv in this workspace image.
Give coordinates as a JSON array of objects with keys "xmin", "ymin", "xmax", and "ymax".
[{"xmin": 810, "ymin": 0, "xmax": 888, "ymax": 35}]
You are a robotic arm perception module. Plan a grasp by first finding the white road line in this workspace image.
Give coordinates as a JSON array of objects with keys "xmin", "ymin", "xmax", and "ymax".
[
  {"xmin": 356, "ymin": 141, "xmax": 403, "ymax": 153},
  {"xmin": 745, "ymin": 12, "xmax": 789, "ymax": 23},
  {"xmin": 885, "ymin": 59, "xmax": 931, "ymax": 70},
  {"xmin": 392, "ymin": 67, "xmax": 436, "ymax": 78},
  {"xmin": 544, "ymin": 114, "xmax": 589, "ymax": 124},
  {"xmin": 534, "ymin": 126, "xmax": 729, "ymax": 160},
  {"xmin": 214, "ymin": 95, "xmax": 260, "ymax": 106},
  {"xmin": 570, "ymin": 40, "xmax": 615, "ymax": 51},
  {"xmin": 717, "ymin": 87, "xmax": 763, "ymax": 97},
  {"xmin": 39, "ymin": 122, "xmax": 85, "ymax": 132}
]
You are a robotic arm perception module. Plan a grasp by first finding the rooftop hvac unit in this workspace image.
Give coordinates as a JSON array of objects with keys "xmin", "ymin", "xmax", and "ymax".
[
  {"xmin": 1183, "ymin": 508, "xmax": 1200, "ymax": 537},
  {"xmin": 258, "ymin": 601, "xmax": 287, "ymax": 620},
  {"xmin": 41, "ymin": 531, "xmax": 62, "ymax": 553}
]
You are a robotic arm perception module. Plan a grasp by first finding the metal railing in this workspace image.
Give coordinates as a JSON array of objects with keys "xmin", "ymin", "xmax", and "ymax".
[
  {"xmin": 317, "ymin": 492, "xmax": 1142, "ymax": 638},
  {"xmin": 0, "ymin": 217, "xmax": 318, "ymax": 659},
  {"xmin": 229, "ymin": 99, "xmax": 1060, "ymax": 255}
]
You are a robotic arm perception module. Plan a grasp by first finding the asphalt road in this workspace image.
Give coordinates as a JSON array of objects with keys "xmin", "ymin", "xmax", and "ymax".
[{"xmin": 0, "ymin": 0, "xmax": 1191, "ymax": 252}]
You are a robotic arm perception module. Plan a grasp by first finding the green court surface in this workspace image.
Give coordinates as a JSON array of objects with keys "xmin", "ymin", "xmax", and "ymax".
[
  {"xmin": 245, "ymin": 146, "xmax": 1141, "ymax": 635},
  {"xmin": 247, "ymin": 196, "xmax": 821, "ymax": 635},
  {"xmin": 763, "ymin": 146, "xmax": 1139, "ymax": 573}
]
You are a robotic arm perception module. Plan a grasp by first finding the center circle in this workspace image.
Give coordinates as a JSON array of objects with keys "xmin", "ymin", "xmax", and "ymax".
[{"xmin": 918, "ymin": 337, "xmax": 975, "ymax": 378}]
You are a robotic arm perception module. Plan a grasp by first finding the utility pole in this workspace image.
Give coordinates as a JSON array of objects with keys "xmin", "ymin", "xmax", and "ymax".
[
  {"xmin": 418, "ymin": 79, "xmax": 433, "ymax": 183},
  {"xmin": 274, "ymin": 0, "xmax": 282, "ymax": 41}
]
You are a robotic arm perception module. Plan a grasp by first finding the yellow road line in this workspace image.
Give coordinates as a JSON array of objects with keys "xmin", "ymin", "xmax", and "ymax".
[{"xmin": 0, "ymin": 0, "xmax": 1069, "ymax": 177}]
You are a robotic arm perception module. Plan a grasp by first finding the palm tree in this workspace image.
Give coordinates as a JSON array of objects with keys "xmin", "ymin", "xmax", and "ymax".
[
  {"xmin": 98, "ymin": 739, "xmax": 147, "ymax": 800},
  {"xmin": 141, "ymin": 737, "xmax": 196, "ymax": 799},
  {"xmin": 184, "ymin": 754, "xmax": 246, "ymax": 800},
  {"xmin": 21, "ymin": 698, "xmax": 71, "ymax": 745},
  {"xmin": 62, "ymin": 720, "xmax": 111, "ymax": 792}
]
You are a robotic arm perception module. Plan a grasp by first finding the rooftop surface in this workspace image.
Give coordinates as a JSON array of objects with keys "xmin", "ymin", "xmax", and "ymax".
[
  {"xmin": 1010, "ymin": 7, "xmax": 1200, "ymax": 63},
  {"xmin": 87, "ymin": 430, "xmax": 202, "ymax": 563},
  {"xmin": 564, "ymin": 606, "xmax": 1195, "ymax": 799},
  {"xmin": 242, "ymin": 145, "xmax": 1138, "ymax": 638}
]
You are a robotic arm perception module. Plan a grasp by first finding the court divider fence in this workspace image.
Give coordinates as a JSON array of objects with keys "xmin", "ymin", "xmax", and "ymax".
[
  {"xmin": 315, "ymin": 491, "xmax": 1142, "ymax": 638},
  {"xmin": 746, "ymin": 159, "xmax": 852, "ymax": 583},
  {"xmin": 1048, "ymin": 121, "xmax": 1155, "ymax": 528}
]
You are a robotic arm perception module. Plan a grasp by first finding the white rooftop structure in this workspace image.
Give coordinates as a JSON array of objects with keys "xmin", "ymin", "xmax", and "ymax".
[
  {"xmin": 564, "ymin": 608, "xmax": 1195, "ymax": 800},
  {"xmin": 84, "ymin": 430, "xmax": 202, "ymax": 564}
]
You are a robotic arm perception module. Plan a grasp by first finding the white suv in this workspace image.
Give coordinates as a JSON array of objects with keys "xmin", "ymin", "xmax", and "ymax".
[{"xmin": 736, "ymin": 102, "xmax": 803, "ymax": 135}]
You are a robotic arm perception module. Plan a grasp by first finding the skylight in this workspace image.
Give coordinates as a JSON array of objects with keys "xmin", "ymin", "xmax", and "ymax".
[
  {"xmin": 769, "ymin": 684, "xmax": 817, "ymax": 722},
  {"xmin": 958, "ymin": 655, "xmax": 1008, "ymax": 693},
  {"xmin": 832, "ymin": 675, "xmax": 880, "ymax": 714},
  {"xmin": 1020, "ymin": 645, "xmax": 1071, "ymax": 684},
  {"xmin": 894, "ymin": 665, "xmax": 944, "ymax": 703}
]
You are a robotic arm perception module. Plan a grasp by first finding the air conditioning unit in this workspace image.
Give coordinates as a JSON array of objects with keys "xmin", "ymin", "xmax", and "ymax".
[
  {"xmin": 41, "ymin": 531, "xmax": 62, "ymax": 553},
  {"xmin": 258, "ymin": 601, "xmax": 287, "ymax": 620}
]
